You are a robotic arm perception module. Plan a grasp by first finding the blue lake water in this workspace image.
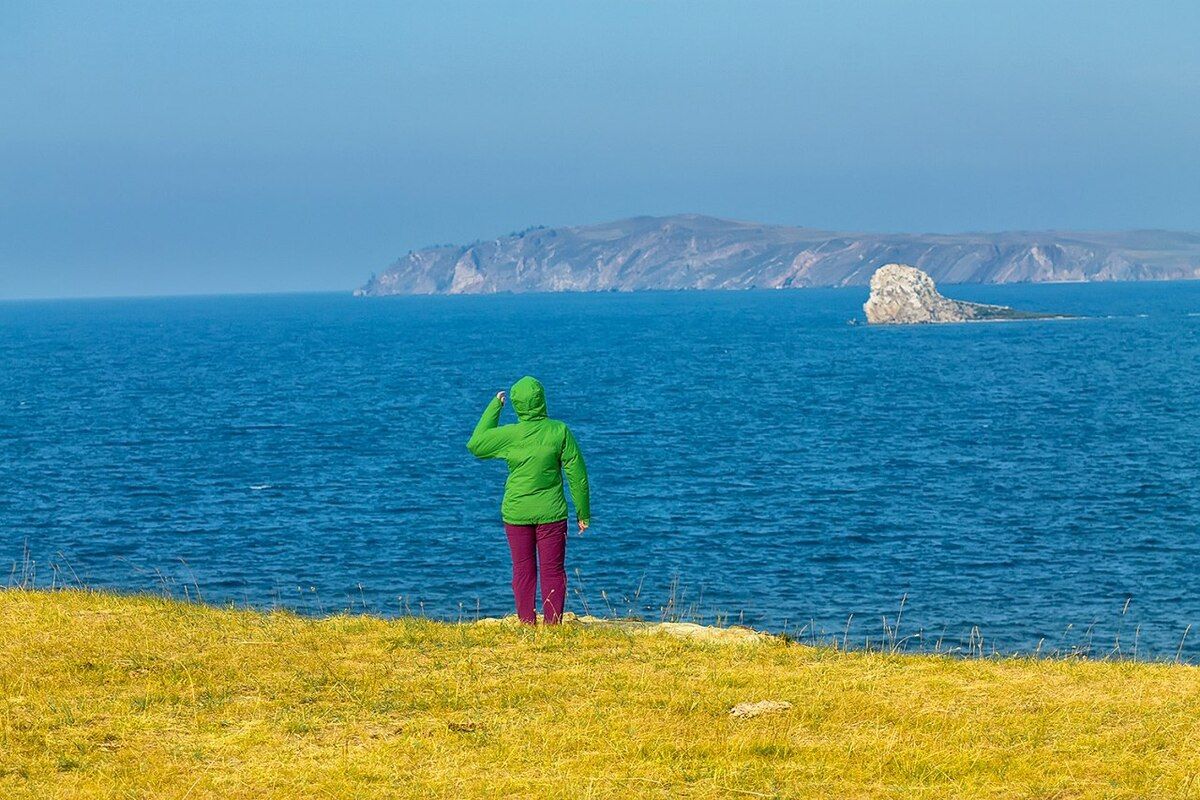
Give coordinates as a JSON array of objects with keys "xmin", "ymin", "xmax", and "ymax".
[{"xmin": 2, "ymin": 283, "xmax": 1199, "ymax": 658}]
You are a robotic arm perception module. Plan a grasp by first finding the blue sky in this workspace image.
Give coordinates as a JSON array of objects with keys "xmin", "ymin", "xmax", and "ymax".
[{"xmin": 2, "ymin": 1, "xmax": 1199, "ymax": 298}]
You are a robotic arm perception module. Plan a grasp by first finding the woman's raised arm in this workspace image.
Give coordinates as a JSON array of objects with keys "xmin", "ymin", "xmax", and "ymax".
[{"xmin": 466, "ymin": 392, "xmax": 510, "ymax": 459}]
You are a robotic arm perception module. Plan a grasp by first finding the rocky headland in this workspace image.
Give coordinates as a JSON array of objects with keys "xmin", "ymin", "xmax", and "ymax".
[
  {"xmin": 863, "ymin": 264, "xmax": 1063, "ymax": 324},
  {"xmin": 356, "ymin": 214, "xmax": 1200, "ymax": 295}
]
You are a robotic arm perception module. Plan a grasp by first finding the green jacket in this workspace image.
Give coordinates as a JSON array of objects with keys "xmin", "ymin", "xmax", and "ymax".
[{"xmin": 467, "ymin": 376, "xmax": 590, "ymax": 526}]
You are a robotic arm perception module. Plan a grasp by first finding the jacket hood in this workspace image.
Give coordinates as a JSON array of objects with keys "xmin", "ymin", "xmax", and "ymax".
[{"xmin": 510, "ymin": 376, "xmax": 547, "ymax": 421}]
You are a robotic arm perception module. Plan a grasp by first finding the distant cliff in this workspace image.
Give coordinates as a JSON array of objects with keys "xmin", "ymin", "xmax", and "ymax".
[{"xmin": 356, "ymin": 214, "xmax": 1200, "ymax": 295}]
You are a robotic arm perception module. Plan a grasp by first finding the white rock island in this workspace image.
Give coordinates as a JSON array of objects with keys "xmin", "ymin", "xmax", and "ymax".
[{"xmin": 863, "ymin": 264, "xmax": 1060, "ymax": 324}]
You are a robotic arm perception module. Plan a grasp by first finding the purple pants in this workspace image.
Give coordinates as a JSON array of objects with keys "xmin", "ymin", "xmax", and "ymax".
[{"xmin": 504, "ymin": 519, "xmax": 568, "ymax": 624}]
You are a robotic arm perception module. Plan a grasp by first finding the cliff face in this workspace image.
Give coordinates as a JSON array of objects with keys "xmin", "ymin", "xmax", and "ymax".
[
  {"xmin": 863, "ymin": 264, "xmax": 1058, "ymax": 324},
  {"xmin": 356, "ymin": 214, "xmax": 1200, "ymax": 296}
]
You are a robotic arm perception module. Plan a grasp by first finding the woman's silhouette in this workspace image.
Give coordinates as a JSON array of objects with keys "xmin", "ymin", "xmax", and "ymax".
[{"xmin": 467, "ymin": 376, "xmax": 590, "ymax": 624}]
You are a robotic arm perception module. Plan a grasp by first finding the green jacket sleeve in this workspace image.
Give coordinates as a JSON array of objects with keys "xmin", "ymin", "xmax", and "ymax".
[
  {"xmin": 561, "ymin": 425, "xmax": 590, "ymax": 523},
  {"xmin": 466, "ymin": 397, "xmax": 509, "ymax": 459}
]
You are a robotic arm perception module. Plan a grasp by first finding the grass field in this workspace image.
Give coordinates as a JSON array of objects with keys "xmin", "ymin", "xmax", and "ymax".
[{"xmin": 3, "ymin": 589, "xmax": 1199, "ymax": 798}]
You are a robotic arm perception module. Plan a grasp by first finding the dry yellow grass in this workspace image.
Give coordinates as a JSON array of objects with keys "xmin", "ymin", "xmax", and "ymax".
[{"xmin": 3, "ymin": 589, "xmax": 1200, "ymax": 799}]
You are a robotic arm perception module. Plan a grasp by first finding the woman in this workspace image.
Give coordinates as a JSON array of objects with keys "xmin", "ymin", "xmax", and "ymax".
[{"xmin": 467, "ymin": 376, "xmax": 590, "ymax": 624}]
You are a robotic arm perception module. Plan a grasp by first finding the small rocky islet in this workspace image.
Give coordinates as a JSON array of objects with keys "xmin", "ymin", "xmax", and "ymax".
[{"xmin": 862, "ymin": 264, "xmax": 1067, "ymax": 325}]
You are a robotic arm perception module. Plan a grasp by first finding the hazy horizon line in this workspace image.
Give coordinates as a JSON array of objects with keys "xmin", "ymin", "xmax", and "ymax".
[{"xmin": 6, "ymin": 278, "xmax": 1200, "ymax": 305}]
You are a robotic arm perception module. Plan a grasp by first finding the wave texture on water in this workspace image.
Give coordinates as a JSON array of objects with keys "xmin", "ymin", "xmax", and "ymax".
[{"xmin": 2, "ymin": 282, "xmax": 1199, "ymax": 657}]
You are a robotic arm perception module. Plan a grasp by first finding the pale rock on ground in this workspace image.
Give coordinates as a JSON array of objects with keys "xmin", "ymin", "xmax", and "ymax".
[
  {"xmin": 729, "ymin": 700, "xmax": 794, "ymax": 719},
  {"xmin": 474, "ymin": 612, "xmax": 772, "ymax": 644}
]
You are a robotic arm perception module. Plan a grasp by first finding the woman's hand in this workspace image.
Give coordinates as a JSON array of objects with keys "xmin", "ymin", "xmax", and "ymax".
[
  {"xmin": 577, "ymin": 519, "xmax": 589, "ymax": 534},
  {"xmin": 496, "ymin": 391, "xmax": 506, "ymax": 405}
]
